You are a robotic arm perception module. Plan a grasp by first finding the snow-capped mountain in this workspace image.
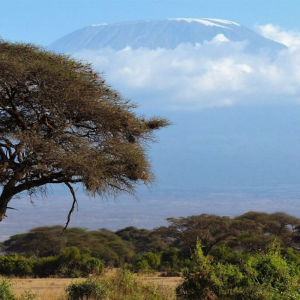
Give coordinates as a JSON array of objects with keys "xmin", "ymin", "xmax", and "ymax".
[
  {"xmin": 49, "ymin": 18, "xmax": 286, "ymax": 53},
  {"xmin": 43, "ymin": 18, "xmax": 300, "ymax": 233}
]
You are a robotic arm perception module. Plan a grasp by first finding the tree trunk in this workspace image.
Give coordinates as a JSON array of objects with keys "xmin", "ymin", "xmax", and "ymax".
[{"xmin": 0, "ymin": 187, "xmax": 15, "ymax": 221}]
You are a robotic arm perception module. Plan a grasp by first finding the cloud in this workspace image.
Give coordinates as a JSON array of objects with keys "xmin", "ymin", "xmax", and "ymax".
[
  {"xmin": 73, "ymin": 33, "xmax": 300, "ymax": 111},
  {"xmin": 254, "ymin": 24, "xmax": 300, "ymax": 47}
]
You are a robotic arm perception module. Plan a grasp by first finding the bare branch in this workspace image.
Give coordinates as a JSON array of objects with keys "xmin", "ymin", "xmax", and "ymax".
[
  {"xmin": 6, "ymin": 206, "xmax": 18, "ymax": 211},
  {"xmin": 62, "ymin": 182, "xmax": 78, "ymax": 233}
]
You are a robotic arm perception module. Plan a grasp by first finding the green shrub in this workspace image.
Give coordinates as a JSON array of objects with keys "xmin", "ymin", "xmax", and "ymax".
[
  {"xmin": 0, "ymin": 248, "xmax": 104, "ymax": 278},
  {"xmin": 0, "ymin": 279, "xmax": 16, "ymax": 300},
  {"xmin": 30, "ymin": 247, "xmax": 104, "ymax": 278},
  {"xmin": 143, "ymin": 252, "xmax": 161, "ymax": 270},
  {"xmin": 65, "ymin": 270, "xmax": 174, "ymax": 300},
  {"xmin": 33, "ymin": 256, "xmax": 60, "ymax": 277},
  {"xmin": 0, "ymin": 255, "xmax": 34, "ymax": 277},
  {"xmin": 177, "ymin": 241, "xmax": 300, "ymax": 300},
  {"xmin": 58, "ymin": 247, "xmax": 104, "ymax": 277},
  {"xmin": 66, "ymin": 278, "xmax": 110, "ymax": 300},
  {"xmin": 135, "ymin": 258, "xmax": 151, "ymax": 273},
  {"xmin": 160, "ymin": 248, "xmax": 182, "ymax": 273},
  {"xmin": 81, "ymin": 257, "xmax": 104, "ymax": 275}
]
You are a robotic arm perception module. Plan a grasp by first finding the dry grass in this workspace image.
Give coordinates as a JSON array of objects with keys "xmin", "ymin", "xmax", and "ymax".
[
  {"xmin": 11, "ymin": 278, "xmax": 76, "ymax": 300},
  {"xmin": 9, "ymin": 270, "xmax": 182, "ymax": 300}
]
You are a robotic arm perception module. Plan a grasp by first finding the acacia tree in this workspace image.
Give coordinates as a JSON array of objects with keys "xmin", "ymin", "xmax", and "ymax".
[
  {"xmin": 0, "ymin": 40, "xmax": 169, "ymax": 226},
  {"xmin": 155, "ymin": 214, "xmax": 234, "ymax": 255}
]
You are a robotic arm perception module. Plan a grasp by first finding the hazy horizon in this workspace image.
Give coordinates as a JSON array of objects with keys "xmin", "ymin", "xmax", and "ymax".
[{"xmin": 2, "ymin": 0, "xmax": 300, "ymax": 240}]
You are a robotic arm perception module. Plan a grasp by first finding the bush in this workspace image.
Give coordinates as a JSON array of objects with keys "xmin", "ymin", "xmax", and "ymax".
[
  {"xmin": 177, "ymin": 241, "xmax": 300, "ymax": 300},
  {"xmin": 0, "ymin": 255, "xmax": 34, "ymax": 277},
  {"xmin": 159, "ymin": 248, "xmax": 184, "ymax": 276},
  {"xmin": 0, "ymin": 279, "xmax": 16, "ymax": 300},
  {"xmin": 0, "ymin": 247, "xmax": 104, "ymax": 278},
  {"xmin": 58, "ymin": 247, "xmax": 104, "ymax": 277},
  {"xmin": 143, "ymin": 252, "xmax": 161, "ymax": 270},
  {"xmin": 33, "ymin": 256, "xmax": 60, "ymax": 277},
  {"xmin": 0, "ymin": 278, "xmax": 37, "ymax": 300},
  {"xmin": 65, "ymin": 270, "xmax": 174, "ymax": 300},
  {"xmin": 66, "ymin": 278, "xmax": 110, "ymax": 300}
]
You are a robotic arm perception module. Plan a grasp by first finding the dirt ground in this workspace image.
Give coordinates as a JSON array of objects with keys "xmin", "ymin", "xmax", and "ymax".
[{"xmin": 10, "ymin": 270, "xmax": 182, "ymax": 300}]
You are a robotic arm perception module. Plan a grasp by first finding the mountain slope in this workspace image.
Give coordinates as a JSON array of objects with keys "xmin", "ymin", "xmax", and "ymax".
[{"xmin": 49, "ymin": 18, "xmax": 286, "ymax": 53}]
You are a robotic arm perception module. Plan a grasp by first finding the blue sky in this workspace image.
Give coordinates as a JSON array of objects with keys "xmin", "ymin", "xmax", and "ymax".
[
  {"xmin": 1, "ymin": 0, "xmax": 300, "ymax": 46},
  {"xmin": 3, "ymin": 0, "xmax": 300, "ymax": 237}
]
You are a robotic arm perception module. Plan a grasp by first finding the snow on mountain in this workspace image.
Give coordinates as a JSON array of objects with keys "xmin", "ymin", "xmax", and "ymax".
[
  {"xmin": 167, "ymin": 18, "xmax": 241, "ymax": 28},
  {"xmin": 49, "ymin": 18, "xmax": 286, "ymax": 53}
]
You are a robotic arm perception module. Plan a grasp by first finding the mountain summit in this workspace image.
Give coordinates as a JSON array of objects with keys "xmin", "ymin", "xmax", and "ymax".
[{"xmin": 49, "ymin": 18, "xmax": 286, "ymax": 53}]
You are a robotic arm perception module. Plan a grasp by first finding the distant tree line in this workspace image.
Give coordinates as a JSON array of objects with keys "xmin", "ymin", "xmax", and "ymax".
[{"xmin": 1, "ymin": 211, "xmax": 300, "ymax": 278}]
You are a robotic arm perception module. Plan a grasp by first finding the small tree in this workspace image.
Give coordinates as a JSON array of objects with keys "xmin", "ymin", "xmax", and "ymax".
[{"xmin": 0, "ymin": 40, "xmax": 169, "ymax": 226}]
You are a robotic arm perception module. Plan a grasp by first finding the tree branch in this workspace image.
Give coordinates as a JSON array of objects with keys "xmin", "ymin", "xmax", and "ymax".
[
  {"xmin": 0, "ymin": 147, "xmax": 7, "ymax": 160},
  {"xmin": 62, "ymin": 182, "xmax": 78, "ymax": 233}
]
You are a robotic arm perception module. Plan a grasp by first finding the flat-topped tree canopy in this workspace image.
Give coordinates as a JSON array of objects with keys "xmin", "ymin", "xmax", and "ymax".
[{"xmin": 0, "ymin": 40, "xmax": 169, "ymax": 227}]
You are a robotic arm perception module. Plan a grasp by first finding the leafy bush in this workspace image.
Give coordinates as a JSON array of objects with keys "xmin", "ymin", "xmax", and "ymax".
[
  {"xmin": 160, "ymin": 248, "xmax": 183, "ymax": 275},
  {"xmin": 33, "ymin": 256, "xmax": 60, "ymax": 277},
  {"xmin": 143, "ymin": 252, "xmax": 161, "ymax": 270},
  {"xmin": 134, "ymin": 258, "xmax": 151, "ymax": 273},
  {"xmin": 0, "ymin": 279, "xmax": 16, "ymax": 300},
  {"xmin": 177, "ymin": 241, "xmax": 300, "ymax": 300},
  {"xmin": 66, "ymin": 270, "xmax": 174, "ymax": 300},
  {"xmin": 66, "ymin": 278, "xmax": 110, "ymax": 300},
  {"xmin": 58, "ymin": 247, "xmax": 104, "ymax": 277},
  {"xmin": 0, "ymin": 247, "xmax": 104, "ymax": 278},
  {"xmin": 0, "ymin": 255, "xmax": 34, "ymax": 277}
]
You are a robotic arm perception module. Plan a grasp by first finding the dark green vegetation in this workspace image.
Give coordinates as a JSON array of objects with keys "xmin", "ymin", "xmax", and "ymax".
[
  {"xmin": 0, "ymin": 40, "xmax": 169, "ymax": 223},
  {"xmin": 177, "ymin": 241, "xmax": 300, "ymax": 299},
  {"xmin": 0, "ymin": 247, "xmax": 104, "ymax": 278},
  {"xmin": 1, "ymin": 211, "xmax": 300, "ymax": 276},
  {"xmin": 2, "ymin": 211, "xmax": 300, "ymax": 298}
]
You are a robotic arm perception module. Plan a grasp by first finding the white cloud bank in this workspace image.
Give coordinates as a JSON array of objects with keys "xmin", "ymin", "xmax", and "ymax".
[
  {"xmin": 255, "ymin": 24, "xmax": 300, "ymax": 47},
  {"xmin": 74, "ymin": 28, "xmax": 300, "ymax": 111}
]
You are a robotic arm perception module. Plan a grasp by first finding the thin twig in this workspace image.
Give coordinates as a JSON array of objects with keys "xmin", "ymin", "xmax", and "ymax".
[
  {"xmin": 62, "ymin": 182, "xmax": 78, "ymax": 233},
  {"xmin": 6, "ymin": 206, "xmax": 18, "ymax": 211}
]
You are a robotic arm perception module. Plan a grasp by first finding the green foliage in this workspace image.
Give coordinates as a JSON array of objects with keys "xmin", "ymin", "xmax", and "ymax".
[
  {"xmin": 66, "ymin": 270, "xmax": 171, "ymax": 300},
  {"xmin": 66, "ymin": 278, "xmax": 110, "ymax": 300},
  {"xmin": 115, "ymin": 226, "xmax": 167, "ymax": 253},
  {"xmin": 58, "ymin": 246, "xmax": 104, "ymax": 277},
  {"xmin": 132, "ymin": 252, "xmax": 161, "ymax": 273},
  {"xmin": 155, "ymin": 212, "xmax": 300, "ymax": 256},
  {"xmin": 210, "ymin": 245, "xmax": 246, "ymax": 265},
  {"xmin": 0, "ymin": 279, "xmax": 37, "ymax": 300},
  {"xmin": 5, "ymin": 211, "xmax": 299, "ymax": 273},
  {"xmin": 159, "ymin": 248, "xmax": 185, "ymax": 276},
  {"xmin": 281, "ymin": 247, "xmax": 300, "ymax": 266},
  {"xmin": 2, "ymin": 226, "xmax": 65, "ymax": 257},
  {"xmin": 3, "ymin": 226, "xmax": 134, "ymax": 267},
  {"xmin": 143, "ymin": 252, "xmax": 161, "ymax": 270},
  {"xmin": 130, "ymin": 247, "xmax": 184, "ymax": 276},
  {"xmin": 2, "ymin": 211, "xmax": 300, "ymax": 283},
  {"xmin": 177, "ymin": 241, "xmax": 300, "ymax": 300},
  {"xmin": 33, "ymin": 256, "xmax": 60, "ymax": 277},
  {"xmin": 0, "ymin": 247, "xmax": 103, "ymax": 278},
  {"xmin": 134, "ymin": 257, "xmax": 151, "ymax": 273},
  {"xmin": 0, "ymin": 279, "xmax": 16, "ymax": 300},
  {"xmin": 0, "ymin": 255, "xmax": 34, "ymax": 277}
]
